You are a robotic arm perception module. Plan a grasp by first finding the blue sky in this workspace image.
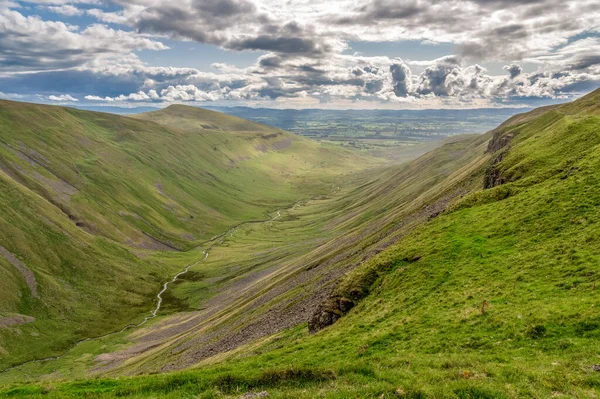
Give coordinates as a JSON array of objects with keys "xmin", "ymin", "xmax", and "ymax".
[{"xmin": 0, "ymin": 0, "xmax": 599, "ymax": 109}]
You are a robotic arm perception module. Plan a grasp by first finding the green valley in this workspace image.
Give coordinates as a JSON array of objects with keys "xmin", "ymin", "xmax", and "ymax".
[
  {"xmin": 0, "ymin": 100, "xmax": 376, "ymax": 372},
  {"xmin": 1, "ymin": 89, "xmax": 600, "ymax": 398}
]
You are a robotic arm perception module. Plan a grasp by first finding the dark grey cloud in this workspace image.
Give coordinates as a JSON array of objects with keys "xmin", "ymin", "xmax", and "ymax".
[
  {"xmin": 416, "ymin": 56, "xmax": 461, "ymax": 96},
  {"xmin": 355, "ymin": 0, "xmax": 426, "ymax": 21},
  {"xmin": 504, "ymin": 64, "xmax": 522, "ymax": 79},
  {"xmin": 331, "ymin": 0, "xmax": 468, "ymax": 32},
  {"xmin": 257, "ymin": 86, "xmax": 303, "ymax": 99},
  {"xmin": 130, "ymin": 0, "xmax": 331, "ymax": 56},
  {"xmin": 298, "ymin": 64, "xmax": 323, "ymax": 74},
  {"xmin": 136, "ymin": 7, "xmax": 208, "ymax": 41},
  {"xmin": 458, "ymin": 24, "xmax": 531, "ymax": 60},
  {"xmin": 390, "ymin": 61, "xmax": 410, "ymax": 97},
  {"xmin": 570, "ymin": 55, "xmax": 600, "ymax": 70},
  {"xmin": 228, "ymin": 35, "xmax": 325, "ymax": 54},
  {"xmin": 191, "ymin": 0, "xmax": 256, "ymax": 19},
  {"xmin": 365, "ymin": 80, "xmax": 384, "ymax": 94},
  {"xmin": 258, "ymin": 54, "xmax": 283, "ymax": 68}
]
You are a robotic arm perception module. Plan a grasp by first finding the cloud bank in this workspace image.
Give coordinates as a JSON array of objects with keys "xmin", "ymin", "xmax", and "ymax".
[{"xmin": 0, "ymin": 0, "xmax": 598, "ymax": 108}]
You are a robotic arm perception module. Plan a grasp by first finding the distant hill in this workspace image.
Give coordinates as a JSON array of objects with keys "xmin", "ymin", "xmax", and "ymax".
[
  {"xmin": 74, "ymin": 105, "xmax": 529, "ymax": 141},
  {"xmin": 70, "ymin": 105, "xmax": 161, "ymax": 115},
  {"xmin": 205, "ymin": 106, "xmax": 531, "ymax": 140}
]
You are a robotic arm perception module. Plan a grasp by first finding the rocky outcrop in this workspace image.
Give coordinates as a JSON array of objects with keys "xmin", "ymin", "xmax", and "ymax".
[
  {"xmin": 485, "ymin": 131, "xmax": 515, "ymax": 154},
  {"xmin": 483, "ymin": 126, "xmax": 516, "ymax": 188},
  {"xmin": 0, "ymin": 314, "xmax": 35, "ymax": 329},
  {"xmin": 308, "ymin": 297, "xmax": 355, "ymax": 334},
  {"xmin": 483, "ymin": 151, "xmax": 508, "ymax": 189}
]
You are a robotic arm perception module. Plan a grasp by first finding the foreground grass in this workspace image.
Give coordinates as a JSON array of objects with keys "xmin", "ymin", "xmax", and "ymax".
[{"xmin": 3, "ymin": 348, "xmax": 599, "ymax": 398}]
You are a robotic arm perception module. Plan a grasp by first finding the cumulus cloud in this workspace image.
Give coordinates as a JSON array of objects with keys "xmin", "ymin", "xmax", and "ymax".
[
  {"xmin": 0, "ymin": 91, "xmax": 27, "ymax": 100},
  {"xmin": 72, "ymin": 53, "xmax": 599, "ymax": 108},
  {"xmin": 1, "ymin": 0, "xmax": 599, "ymax": 108},
  {"xmin": 416, "ymin": 56, "xmax": 462, "ymax": 96},
  {"xmin": 85, "ymin": 85, "xmax": 227, "ymax": 102},
  {"xmin": 40, "ymin": 5, "xmax": 83, "ymax": 16},
  {"xmin": 504, "ymin": 64, "xmax": 523, "ymax": 79},
  {"xmin": 85, "ymin": 8, "xmax": 130, "ymax": 24},
  {"xmin": 390, "ymin": 59, "xmax": 411, "ymax": 97},
  {"xmin": 0, "ymin": 9, "xmax": 167, "ymax": 72},
  {"xmin": 85, "ymin": 90, "xmax": 158, "ymax": 102},
  {"xmin": 48, "ymin": 94, "xmax": 78, "ymax": 101}
]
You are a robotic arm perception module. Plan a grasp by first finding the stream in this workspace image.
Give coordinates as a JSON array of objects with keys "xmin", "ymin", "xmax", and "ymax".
[{"xmin": 0, "ymin": 201, "xmax": 303, "ymax": 376}]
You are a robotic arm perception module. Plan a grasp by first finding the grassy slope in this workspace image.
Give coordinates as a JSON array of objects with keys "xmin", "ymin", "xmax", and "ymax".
[
  {"xmin": 0, "ymin": 131, "xmax": 486, "ymax": 384},
  {"xmin": 4, "ymin": 90, "xmax": 600, "ymax": 397},
  {"xmin": 0, "ymin": 101, "xmax": 373, "ymax": 370},
  {"xmin": 0, "ymin": 101, "xmax": 369, "ymax": 250},
  {"xmin": 86, "ymin": 132, "xmax": 489, "ymax": 376}
]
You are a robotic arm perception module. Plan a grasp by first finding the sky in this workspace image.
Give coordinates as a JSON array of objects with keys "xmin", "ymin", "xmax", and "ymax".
[{"xmin": 0, "ymin": 0, "xmax": 599, "ymax": 109}]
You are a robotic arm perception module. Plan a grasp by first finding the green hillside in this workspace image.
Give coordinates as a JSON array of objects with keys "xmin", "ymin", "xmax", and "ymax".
[
  {"xmin": 2, "ymin": 89, "xmax": 600, "ymax": 398},
  {"xmin": 0, "ymin": 101, "xmax": 375, "ymax": 370}
]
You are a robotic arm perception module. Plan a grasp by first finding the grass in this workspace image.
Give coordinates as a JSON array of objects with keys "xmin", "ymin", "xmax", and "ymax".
[
  {"xmin": 2, "ymin": 89, "xmax": 600, "ymax": 397},
  {"xmin": 0, "ymin": 115, "xmax": 488, "ymax": 383},
  {"xmin": 0, "ymin": 100, "xmax": 376, "ymax": 371}
]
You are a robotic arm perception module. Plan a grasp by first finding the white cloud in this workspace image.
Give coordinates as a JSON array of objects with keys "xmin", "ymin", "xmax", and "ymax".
[
  {"xmin": 48, "ymin": 94, "xmax": 78, "ymax": 101},
  {"xmin": 0, "ymin": 9, "xmax": 168, "ymax": 72},
  {"xmin": 86, "ymin": 8, "xmax": 132, "ymax": 25},
  {"xmin": 80, "ymin": 54, "xmax": 599, "ymax": 108},
  {"xmin": 2, "ymin": 0, "xmax": 599, "ymax": 108},
  {"xmin": 82, "ymin": 0, "xmax": 600, "ymax": 67},
  {"xmin": 0, "ymin": 91, "xmax": 27, "ymax": 99},
  {"xmin": 20, "ymin": 0, "xmax": 100, "ymax": 4},
  {"xmin": 85, "ymin": 91, "xmax": 155, "ymax": 101},
  {"xmin": 41, "ymin": 5, "xmax": 83, "ymax": 16}
]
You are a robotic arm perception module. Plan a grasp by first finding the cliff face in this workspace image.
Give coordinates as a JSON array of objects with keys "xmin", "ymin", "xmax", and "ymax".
[
  {"xmin": 485, "ymin": 131, "xmax": 514, "ymax": 154},
  {"xmin": 482, "ymin": 117, "xmax": 520, "ymax": 188},
  {"xmin": 483, "ymin": 138, "xmax": 511, "ymax": 189},
  {"xmin": 483, "ymin": 154, "xmax": 508, "ymax": 188}
]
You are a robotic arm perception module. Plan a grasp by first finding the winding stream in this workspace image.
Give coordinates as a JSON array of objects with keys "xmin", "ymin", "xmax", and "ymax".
[{"xmin": 0, "ymin": 201, "xmax": 304, "ymax": 376}]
